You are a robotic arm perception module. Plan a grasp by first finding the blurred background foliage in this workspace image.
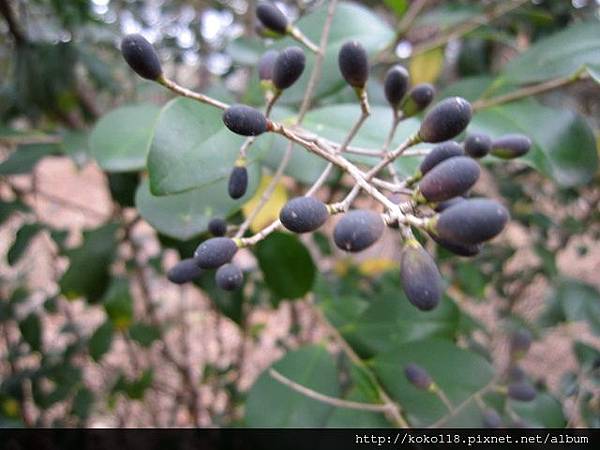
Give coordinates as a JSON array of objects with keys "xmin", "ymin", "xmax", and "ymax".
[{"xmin": 0, "ymin": 0, "xmax": 599, "ymax": 428}]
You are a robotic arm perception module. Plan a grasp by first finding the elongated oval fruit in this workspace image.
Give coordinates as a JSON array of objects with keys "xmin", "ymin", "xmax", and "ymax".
[
  {"xmin": 400, "ymin": 240, "xmax": 442, "ymax": 311},
  {"xmin": 491, "ymin": 134, "xmax": 532, "ymax": 159},
  {"xmin": 419, "ymin": 97, "xmax": 472, "ymax": 143},
  {"xmin": 338, "ymin": 41, "xmax": 369, "ymax": 88},
  {"xmin": 167, "ymin": 258, "xmax": 202, "ymax": 284},
  {"xmin": 228, "ymin": 166, "xmax": 248, "ymax": 199},
  {"xmin": 223, "ymin": 105, "xmax": 268, "ymax": 136},
  {"xmin": 404, "ymin": 363, "xmax": 433, "ymax": 390},
  {"xmin": 279, "ymin": 197, "xmax": 329, "ymax": 233},
  {"xmin": 258, "ymin": 49, "xmax": 279, "ymax": 81},
  {"xmin": 510, "ymin": 329, "xmax": 532, "ymax": 359},
  {"xmin": 121, "ymin": 34, "xmax": 162, "ymax": 80},
  {"xmin": 272, "ymin": 46, "xmax": 306, "ymax": 90},
  {"xmin": 215, "ymin": 263, "xmax": 244, "ymax": 291},
  {"xmin": 464, "ymin": 133, "xmax": 492, "ymax": 158},
  {"xmin": 384, "ymin": 65, "xmax": 409, "ymax": 107},
  {"xmin": 430, "ymin": 233, "xmax": 481, "ymax": 257},
  {"xmin": 333, "ymin": 210, "xmax": 384, "ymax": 252},
  {"xmin": 401, "ymin": 83, "xmax": 435, "ymax": 117},
  {"xmin": 433, "ymin": 198, "xmax": 509, "ymax": 245},
  {"xmin": 256, "ymin": 2, "xmax": 289, "ymax": 34},
  {"xmin": 419, "ymin": 141, "xmax": 464, "ymax": 176},
  {"xmin": 208, "ymin": 217, "xmax": 227, "ymax": 237},
  {"xmin": 418, "ymin": 156, "xmax": 480, "ymax": 203},
  {"xmin": 481, "ymin": 409, "xmax": 502, "ymax": 428},
  {"xmin": 194, "ymin": 237, "xmax": 238, "ymax": 269},
  {"xmin": 434, "ymin": 197, "xmax": 466, "ymax": 213},
  {"xmin": 507, "ymin": 364, "xmax": 526, "ymax": 382},
  {"xmin": 507, "ymin": 381, "xmax": 536, "ymax": 402}
]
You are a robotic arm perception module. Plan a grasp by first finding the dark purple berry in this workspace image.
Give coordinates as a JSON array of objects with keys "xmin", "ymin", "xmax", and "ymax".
[
  {"xmin": 482, "ymin": 408, "xmax": 502, "ymax": 428},
  {"xmin": 508, "ymin": 381, "xmax": 536, "ymax": 402},
  {"xmin": 208, "ymin": 218, "xmax": 227, "ymax": 237},
  {"xmin": 464, "ymin": 133, "xmax": 492, "ymax": 158},
  {"xmin": 419, "ymin": 97, "xmax": 472, "ymax": 143},
  {"xmin": 510, "ymin": 329, "xmax": 533, "ymax": 359},
  {"xmin": 333, "ymin": 210, "xmax": 384, "ymax": 252},
  {"xmin": 419, "ymin": 141, "xmax": 464, "ymax": 176},
  {"xmin": 491, "ymin": 134, "xmax": 532, "ymax": 159},
  {"xmin": 384, "ymin": 65, "xmax": 409, "ymax": 107},
  {"xmin": 280, "ymin": 197, "xmax": 329, "ymax": 233},
  {"xmin": 338, "ymin": 41, "xmax": 369, "ymax": 89},
  {"xmin": 228, "ymin": 166, "xmax": 248, "ymax": 199},
  {"xmin": 418, "ymin": 156, "xmax": 480, "ymax": 203},
  {"xmin": 400, "ymin": 240, "xmax": 442, "ymax": 311},
  {"xmin": 223, "ymin": 105, "xmax": 268, "ymax": 136},
  {"xmin": 258, "ymin": 49, "xmax": 279, "ymax": 81},
  {"xmin": 430, "ymin": 233, "xmax": 481, "ymax": 257},
  {"xmin": 404, "ymin": 363, "xmax": 433, "ymax": 390},
  {"xmin": 434, "ymin": 197, "xmax": 466, "ymax": 213},
  {"xmin": 167, "ymin": 258, "xmax": 202, "ymax": 284},
  {"xmin": 121, "ymin": 34, "xmax": 162, "ymax": 81},
  {"xmin": 507, "ymin": 365, "xmax": 526, "ymax": 382},
  {"xmin": 215, "ymin": 263, "xmax": 244, "ymax": 291},
  {"xmin": 401, "ymin": 83, "xmax": 435, "ymax": 117},
  {"xmin": 256, "ymin": 2, "xmax": 289, "ymax": 34},
  {"xmin": 194, "ymin": 237, "xmax": 238, "ymax": 269},
  {"xmin": 272, "ymin": 46, "xmax": 306, "ymax": 90}
]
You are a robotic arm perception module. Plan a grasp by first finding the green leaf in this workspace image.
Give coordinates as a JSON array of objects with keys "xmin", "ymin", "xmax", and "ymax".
[
  {"xmin": 59, "ymin": 223, "xmax": 119, "ymax": 302},
  {"xmin": 194, "ymin": 271, "xmax": 244, "ymax": 325},
  {"xmin": 102, "ymin": 279, "xmax": 133, "ymax": 330},
  {"xmin": 416, "ymin": 4, "xmax": 483, "ymax": 31},
  {"xmin": 107, "ymin": 172, "xmax": 139, "ymax": 208},
  {"xmin": 128, "ymin": 323, "xmax": 160, "ymax": 348},
  {"xmin": 503, "ymin": 22, "xmax": 600, "ymax": 84},
  {"xmin": 255, "ymin": 232, "xmax": 316, "ymax": 301},
  {"xmin": 113, "ymin": 369, "xmax": 154, "ymax": 400},
  {"xmin": 0, "ymin": 143, "xmax": 58, "ymax": 175},
  {"xmin": 573, "ymin": 341, "xmax": 600, "ymax": 372},
  {"xmin": 7, "ymin": 223, "xmax": 42, "ymax": 266},
  {"xmin": 509, "ymin": 392, "xmax": 566, "ymax": 428},
  {"xmin": 0, "ymin": 200, "xmax": 29, "ymax": 225},
  {"xmin": 19, "ymin": 313, "xmax": 42, "ymax": 352},
  {"xmin": 135, "ymin": 172, "xmax": 259, "ymax": 240},
  {"xmin": 147, "ymin": 98, "xmax": 267, "ymax": 196},
  {"xmin": 245, "ymin": 345, "xmax": 340, "ymax": 427},
  {"xmin": 470, "ymin": 99, "xmax": 599, "ymax": 187},
  {"xmin": 88, "ymin": 320, "xmax": 114, "ymax": 362},
  {"xmin": 71, "ymin": 387, "xmax": 94, "ymax": 421},
  {"xmin": 371, "ymin": 339, "xmax": 494, "ymax": 426},
  {"xmin": 89, "ymin": 103, "xmax": 160, "ymax": 172},
  {"xmin": 384, "ymin": 0, "xmax": 408, "ymax": 17}
]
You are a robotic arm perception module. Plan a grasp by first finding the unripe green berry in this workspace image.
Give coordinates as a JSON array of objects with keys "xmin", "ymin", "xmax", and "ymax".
[
  {"xmin": 464, "ymin": 133, "xmax": 492, "ymax": 158},
  {"xmin": 433, "ymin": 198, "xmax": 509, "ymax": 245},
  {"xmin": 121, "ymin": 34, "xmax": 163, "ymax": 81},
  {"xmin": 404, "ymin": 363, "xmax": 433, "ymax": 390},
  {"xmin": 208, "ymin": 217, "xmax": 227, "ymax": 237},
  {"xmin": 167, "ymin": 258, "xmax": 202, "ymax": 284},
  {"xmin": 419, "ymin": 97, "xmax": 472, "ymax": 143},
  {"xmin": 215, "ymin": 263, "xmax": 244, "ymax": 291},
  {"xmin": 194, "ymin": 237, "xmax": 238, "ymax": 269},
  {"xmin": 401, "ymin": 83, "xmax": 435, "ymax": 117},
  {"xmin": 223, "ymin": 105, "xmax": 269, "ymax": 136},
  {"xmin": 333, "ymin": 210, "xmax": 384, "ymax": 252},
  {"xmin": 338, "ymin": 41, "xmax": 369, "ymax": 89},
  {"xmin": 419, "ymin": 141, "xmax": 464, "ymax": 176},
  {"xmin": 400, "ymin": 240, "xmax": 442, "ymax": 311},
  {"xmin": 481, "ymin": 409, "xmax": 502, "ymax": 428},
  {"xmin": 228, "ymin": 166, "xmax": 248, "ymax": 199},
  {"xmin": 258, "ymin": 49, "xmax": 279, "ymax": 81},
  {"xmin": 273, "ymin": 46, "xmax": 306, "ymax": 90},
  {"xmin": 384, "ymin": 65, "xmax": 409, "ymax": 108},
  {"xmin": 417, "ymin": 156, "xmax": 480, "ymax": 203},
  {"xmin": 507, "ymin": 381, "xmax": 536, "ymax": 402},
  {"xmin": 491, "ymin": 134, "xmax": 532, "ymax": 159},
  {"xmin": 256, "ymin": 2, "xmax": 289, "ymax": 34},
  {"xmin": 279, "ymin": 197, "xmax": 329, "ymax": 233}
]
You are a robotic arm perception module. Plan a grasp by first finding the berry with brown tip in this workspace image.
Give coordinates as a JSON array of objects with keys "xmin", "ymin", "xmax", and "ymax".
[
  {"xmin": 167, "ymin": 258, "xmax": 202, "ymax": 284},
  {"xmin": 256, "ymin": 2, "xmax": 289, "ymax": 34},
  {"xmin": 384, "ymin": 65, "xmax": 409, "ymax": 108},
  {"xmin": 228, "ymin": 166, "xmax": 248, "ymax": 199},
  {"xmin": 280, "ymin": 197, "xmax": 329, "ymax": 233},
  {"xmin": 216, "ymin": 263, "xmax": 244, "ymax": 291},
  {"xmin": 491, "ymin": 134, "xmax": 532, "ymax": 159},
  {"xmin": 433, "ymin": 198, "xmax": 509, "ymax": 245},
  {"xmin": 404, "ymin": 363, "xmax": 433, "ymax": 390},
  {"xmin": 417, "ymin": 156, "xmax": 480, "ymax": 203},
  {"xmin": 464, "ymin": 133, "xmax": 492, "ymax": 158},
  {"xmin": 338, "ymin": 41, "xmax": 369, "ymax": 89},
  {"xmin": 333, "ymin": 210, "xmax": 384, "ymax": 252},
  {"xmin": 223, "ymin": 105, "xmax": 268, "ymax": 136},
  {"xmin": 273, "ymin": 46, "xmax": 306, "ymax": 90},
  {"xmin": 194, "ymin": 237, "xmax": 238, "ymax": 269},
  {"xmin": 419, "ymin": 97, "xmax": 472, "ymax": 143},
  {"xmin": 121, "ymin": 34, "xmax": 163, "ymax": 81},
  {"xmin": 400, "ymin": 240, "xmax": 442, "ymax": 311}
]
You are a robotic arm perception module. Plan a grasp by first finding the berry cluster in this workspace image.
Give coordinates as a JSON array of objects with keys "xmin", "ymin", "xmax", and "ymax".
[{"xmin": 121, "ymin": 2, "xmax": 531, "ymax": 307}]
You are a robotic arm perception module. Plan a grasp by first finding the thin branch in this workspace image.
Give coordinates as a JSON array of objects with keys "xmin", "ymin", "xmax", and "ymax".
[
  {"xmin": 0, "ymin": 0, "xmax": 26, "ymax": 44},
  {"xmin": 289, "ymin": 26, "xmax": 320, "ymax": 53},
  {"xmin": 159, "ymin": 76, "xmax": 229, "ymax": 110},
  {"xmin": 377, "ymin": 0, "xmax": 429, "ymax": 61},
  {"xmin": 269, "ymin": 369, "xmax": 393, "ymax": 413}
]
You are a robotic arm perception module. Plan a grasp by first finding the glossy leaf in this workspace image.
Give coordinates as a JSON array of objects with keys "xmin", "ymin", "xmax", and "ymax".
[
  {"xmin": 245, "ymin": 345, "xmax": 339, "ymax": 426},
  {"xmin": 135, "ymin": 172, "xmax": 259, "ymax": 240},
  {"xmin": 89, "ymin": 103, "xmax": 160, "ymax": 172},
  {"xmin": 255, "ymin": 232, "xmax": 316, "ymax": 301}
]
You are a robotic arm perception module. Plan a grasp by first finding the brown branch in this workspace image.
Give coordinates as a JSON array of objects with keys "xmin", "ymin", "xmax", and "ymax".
[{"xmin": 0, "ymin": 0, "xmax": 26, "ymax": 44}]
